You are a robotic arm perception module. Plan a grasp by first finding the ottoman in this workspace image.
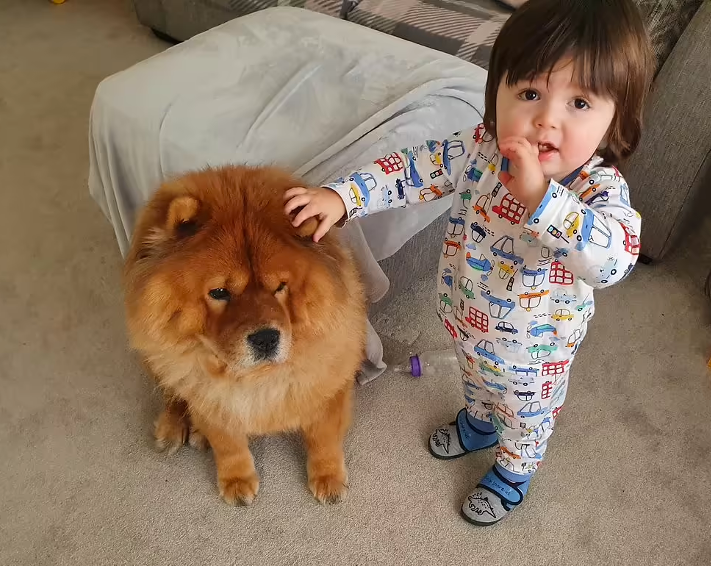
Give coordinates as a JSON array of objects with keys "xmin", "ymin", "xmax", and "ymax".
[{"xmin": 88, "ymin": 7, "xmax": 489, "ymax": 381}]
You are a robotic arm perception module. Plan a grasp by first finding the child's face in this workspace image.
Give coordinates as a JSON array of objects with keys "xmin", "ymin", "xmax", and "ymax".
[{"xmin": 495, "ymin": 58, "xmax": 616, "ymax": 182}]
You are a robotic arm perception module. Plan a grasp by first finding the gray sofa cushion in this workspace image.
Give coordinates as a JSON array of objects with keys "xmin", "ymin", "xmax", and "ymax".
[
  {"xmin": 621, "ymin": 1, "xmax": 710, "ymax": 260},
  {"xmin": 133, "ymin": 0, "xmax": 344, "ymax": 41}
]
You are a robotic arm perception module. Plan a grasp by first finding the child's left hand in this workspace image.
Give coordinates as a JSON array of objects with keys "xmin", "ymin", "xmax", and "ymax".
[{"xmin": 497, "ymin": 137, "xmax": 549, "ymax": 214}]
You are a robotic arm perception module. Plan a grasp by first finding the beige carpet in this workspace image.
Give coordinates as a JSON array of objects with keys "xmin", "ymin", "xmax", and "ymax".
[{"xmin": 1, "ymin": 1, "xmax": 710, "ymax": 565}]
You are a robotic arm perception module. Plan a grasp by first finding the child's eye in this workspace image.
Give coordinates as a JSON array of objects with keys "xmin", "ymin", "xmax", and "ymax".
[
  {"xmin": 573, "ymin": 98, "xmax": 590, "ymax": 110},
  {"xmin": 518, "ymin": 89, "xmax": 539, "ymax": 101}
]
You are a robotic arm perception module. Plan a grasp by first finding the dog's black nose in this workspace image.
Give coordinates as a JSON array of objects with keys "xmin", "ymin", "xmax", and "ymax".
[{"xmin": 247, "ymin": 328, "xmax": 281, "ymax": 358}]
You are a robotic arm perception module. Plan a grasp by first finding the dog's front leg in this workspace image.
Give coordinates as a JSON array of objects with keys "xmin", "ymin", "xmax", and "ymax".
[
  {"xmin": 302, "ymin": 385, "xmax": 353, "ymax": 504},
  {"xmin": 153, "ymin": 395, "xmax": 190, "ymax": 454},
  {"xmin": 193, "ymin": 415, "xmax": 259, "ymax": 505}
]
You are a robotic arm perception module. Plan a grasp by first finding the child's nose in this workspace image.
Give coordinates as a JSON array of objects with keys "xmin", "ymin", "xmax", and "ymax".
[{"xmin": 535, "ymin": 105, "xmax": 559, "ymax": 129}]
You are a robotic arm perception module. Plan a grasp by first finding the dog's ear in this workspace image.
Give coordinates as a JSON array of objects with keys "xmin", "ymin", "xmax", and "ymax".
[
  {"xmin": 165, "ymin": 195, "xmax": 201, "ymax": 237},
  {"xmin": 130, "ymin": 193, "xmax": 203, "ymax": 262},
  {"xmin": 147, "ymin": 194, "xmax": 202, "ymax": 246}
]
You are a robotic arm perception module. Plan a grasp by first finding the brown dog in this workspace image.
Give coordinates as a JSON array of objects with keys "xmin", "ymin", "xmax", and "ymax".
[{"xmin": 124, "ymin": 166, "xmax": 366, "ymax": 505}]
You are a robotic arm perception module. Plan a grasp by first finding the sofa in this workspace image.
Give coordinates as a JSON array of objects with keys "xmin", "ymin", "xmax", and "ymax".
[{"xmin": 130, "ymin": 0, "xmax": 710, "ymax": 307}]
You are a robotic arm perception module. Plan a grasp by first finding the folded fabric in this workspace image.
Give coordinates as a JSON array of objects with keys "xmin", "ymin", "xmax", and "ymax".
[{"xmin": 88, "ymin": 8, "xmax": 489, "ymax": 382}]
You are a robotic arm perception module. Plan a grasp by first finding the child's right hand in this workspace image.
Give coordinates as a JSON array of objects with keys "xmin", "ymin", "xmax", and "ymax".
[{"xmin": 284, "ymin": 187, "xmax": 347, "ymax": 242}]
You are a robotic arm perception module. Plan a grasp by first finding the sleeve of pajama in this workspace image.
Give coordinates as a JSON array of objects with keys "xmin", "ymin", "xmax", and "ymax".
[
  {"xmin": 324, "ymin": 127, "xmax": 482, "ymax": 221},
  {"xmin": 524, "ymin": 168, "xmax": 641, "ymax": 289}
]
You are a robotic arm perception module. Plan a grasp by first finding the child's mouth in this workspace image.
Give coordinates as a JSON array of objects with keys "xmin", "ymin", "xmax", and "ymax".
[{"xmin": 537, "ymin": 142, "xmax": 557, "ymax": 161}]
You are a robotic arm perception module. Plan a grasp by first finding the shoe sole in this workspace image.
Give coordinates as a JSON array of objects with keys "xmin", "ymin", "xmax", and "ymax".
[
  {"xmin": 460, "ymin": 507, "xmax": 504, "ymax": 527},
  {"xmin": 428, "ymin": 438, "xmax": 498, "ymax": 460}
]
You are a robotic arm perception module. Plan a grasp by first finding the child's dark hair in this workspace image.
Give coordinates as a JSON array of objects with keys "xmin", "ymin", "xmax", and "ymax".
[{"xmin": 483, "ymin": 0, "xmax": 655, "ymax": 164}]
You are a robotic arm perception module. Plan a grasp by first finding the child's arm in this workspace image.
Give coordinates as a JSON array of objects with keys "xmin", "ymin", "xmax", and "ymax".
[
  {"xmin": 325, "ymin": 133, "xmax": 475, "ymax": 216},
  {"xmin": 285, "ymin": 127, "xmax": 482, "ymax": 241},
  {"xmin": 526, "ymin": 171, "xmax": 641, "ymax": 288}
]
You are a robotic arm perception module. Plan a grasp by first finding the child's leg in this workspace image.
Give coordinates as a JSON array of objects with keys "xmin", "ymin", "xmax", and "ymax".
[
  {"xmin": 461, "ymin": 370, "xmax": 570, "ymax": 526},
  {"xmin": 428, "ymin": 345, "xmax": 498, "ymax": 459}
]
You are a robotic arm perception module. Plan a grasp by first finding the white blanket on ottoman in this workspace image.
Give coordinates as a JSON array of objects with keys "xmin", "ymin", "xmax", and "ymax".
[{"xmin": 88, "ymin": 7, "xmax": 487, "ymax": 382}]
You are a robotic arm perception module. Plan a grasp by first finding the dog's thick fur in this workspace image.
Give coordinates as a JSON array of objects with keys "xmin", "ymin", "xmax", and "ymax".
[{"xmin": 124, "ymin": 166, "xmax": 366, "ymax": 505}]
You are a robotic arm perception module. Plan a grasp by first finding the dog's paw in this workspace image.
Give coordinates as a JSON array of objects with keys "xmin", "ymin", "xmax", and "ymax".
[
  {"xmin": 154, "ymin": 412, "xmax": 188, "ymax": 455},
  {"xmin": 219, "ymin": 475, "xmax": 260, "ymax": 506},
  {"xmin": 308, "ymin": 474, "xmax": 349, "ymax": 504},
  {"xmin": 188, "ymin": 426, "xmax": 209, "ymax": 451}
]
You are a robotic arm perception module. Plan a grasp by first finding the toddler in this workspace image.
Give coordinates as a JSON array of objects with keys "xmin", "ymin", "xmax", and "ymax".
[{"xmin": 285, "ymin": 0, "xmax": 653, "ymax": 525}]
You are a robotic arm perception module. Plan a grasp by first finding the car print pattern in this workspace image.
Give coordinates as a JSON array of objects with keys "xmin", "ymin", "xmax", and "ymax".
[{"xmin": 326, "ymin": 124, "xmax": 641, "ymax": 474}]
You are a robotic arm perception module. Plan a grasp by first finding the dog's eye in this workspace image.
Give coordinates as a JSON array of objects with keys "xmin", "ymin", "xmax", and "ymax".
[
  {"xmin": 275, "ymin": 282, "xmax": 287, "ymax": 294},
  {"xmin": 208, "ymin": 288, "xmax": 231, "ymax": 301}
]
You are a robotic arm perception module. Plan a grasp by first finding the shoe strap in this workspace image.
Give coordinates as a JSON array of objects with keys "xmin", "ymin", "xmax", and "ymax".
[
  {"xmin": 477, "ymin": 467, "xmax": 524, "ymax": 507},
  {"xmin": 456, "ymin": 408, "xmax": 495, "ymax": 450}
]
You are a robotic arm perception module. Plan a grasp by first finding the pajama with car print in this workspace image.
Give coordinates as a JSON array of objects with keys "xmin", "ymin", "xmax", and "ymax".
[{"xmin": 326, "ymin": 123, "xmax": 641, "ymax": 476}]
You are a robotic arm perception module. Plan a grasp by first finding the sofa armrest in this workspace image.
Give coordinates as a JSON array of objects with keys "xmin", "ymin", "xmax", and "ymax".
[{"xmin": 621, "ymin": 0, "xmax": 710, "ymax": 261}]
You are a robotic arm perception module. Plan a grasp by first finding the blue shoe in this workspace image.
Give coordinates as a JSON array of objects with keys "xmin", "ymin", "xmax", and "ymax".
[
  {"xmin": 429, "ymin": 408, "xmax": 498, "ymax": 460},
  {"xmin": 461, "ymin": 464, "xmax": 531, "ymax": 526}
]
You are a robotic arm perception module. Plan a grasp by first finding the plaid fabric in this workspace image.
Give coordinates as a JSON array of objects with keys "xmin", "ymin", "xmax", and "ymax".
[
  {"xmin": 209, "ymin": 0, "xmax": 344, "ymax": 18},
  {"xmin": 346, "ymin": 0, "xmax": 510, "ymax": 69},
  {"xmin": 345, "ymin": 0, "xmax": 704, "ymax": 72}
]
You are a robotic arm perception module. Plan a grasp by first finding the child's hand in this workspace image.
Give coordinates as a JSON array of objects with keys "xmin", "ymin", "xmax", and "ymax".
[
  {"xmin": 284, "ymin": 187, "xmax": 347, "ymax": 242},
  {"xmin": 497, "ymin": 137, "xmax": 548, "ymax": 214}
]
